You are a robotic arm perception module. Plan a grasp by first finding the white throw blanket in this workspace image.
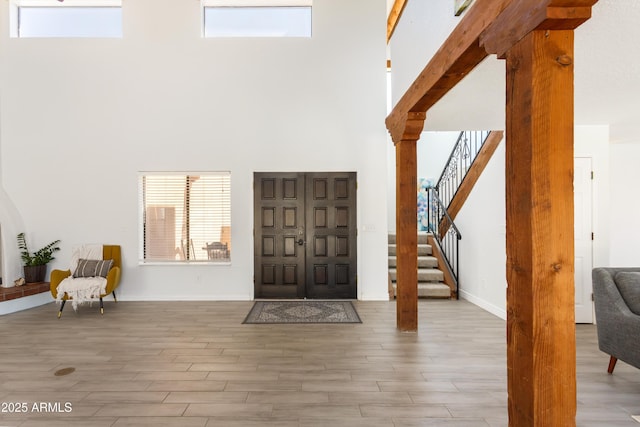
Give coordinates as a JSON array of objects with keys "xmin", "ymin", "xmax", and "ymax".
[
  {"xmin": 57, "ymin": 244, "xmax": 106, "ymax": 310},
  {"xmin": 56, "ymin": 276, "xmax": 107, "ymax": 310}
]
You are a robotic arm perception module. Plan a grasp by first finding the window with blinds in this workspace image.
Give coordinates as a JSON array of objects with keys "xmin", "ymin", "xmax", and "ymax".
[{"xmin": 139, "ymin": 172, "xmax": 231, "ymax": 263}]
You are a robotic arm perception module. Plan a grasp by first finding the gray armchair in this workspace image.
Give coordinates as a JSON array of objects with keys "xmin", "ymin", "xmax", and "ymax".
[{"xmin": 592, "ymin": 267, "xmax": 640, "ymax": 373}]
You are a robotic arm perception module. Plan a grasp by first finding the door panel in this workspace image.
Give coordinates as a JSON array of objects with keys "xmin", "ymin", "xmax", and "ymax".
[
  {"xmin": 305, "ymin": 173, "xmax": 357, "ymax": 299},
  {"xmin": 254, "ymin": 173, "xmax": 305, "ymax": 298},
  {"xmin": 254, "ymin": 172, "xmax": 357, "ymax": 299}
]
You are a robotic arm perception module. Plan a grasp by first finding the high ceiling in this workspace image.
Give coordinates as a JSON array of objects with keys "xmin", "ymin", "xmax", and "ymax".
[
  {"xmin": 389, "ymin": 0, "xmax": 640, "ymax": 142},
  {"xmin": 575, "ymin": 0, "xmax": 640, "ymax": 142}
]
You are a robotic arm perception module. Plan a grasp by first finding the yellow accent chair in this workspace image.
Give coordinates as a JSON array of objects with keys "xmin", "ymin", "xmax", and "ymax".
[{"xmin": 50, "ymin": 245, "xmax": 122, "ymax": 318}]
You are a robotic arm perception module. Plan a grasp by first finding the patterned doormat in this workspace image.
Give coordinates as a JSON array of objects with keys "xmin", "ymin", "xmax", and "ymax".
[{"xmin": 243, "ymin": 300, "xmax": 362, "ymax": 324}]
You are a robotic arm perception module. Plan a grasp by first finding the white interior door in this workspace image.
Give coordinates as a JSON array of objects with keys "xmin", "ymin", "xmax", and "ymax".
[{"xmin": 574, "ymin": 157, "xmax": 593, "ymax": 323}]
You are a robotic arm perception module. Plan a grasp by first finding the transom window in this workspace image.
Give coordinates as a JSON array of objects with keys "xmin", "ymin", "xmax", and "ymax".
[
  {"xmin": 10, "ymin": 0, "xmax": 122, "ymax": 38},
  {"xmin": 202, "ymin": 0, "xmax": 312, "ymax": 38},
  {"xmin": 139, "ymin": 172, "xmax": 231, "ymax": 264}
]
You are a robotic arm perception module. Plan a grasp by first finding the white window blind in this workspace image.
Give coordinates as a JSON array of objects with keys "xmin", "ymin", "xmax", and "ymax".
[{"xmin": 139, "ymin": 172, "xmax": 231, "ymax": 263}]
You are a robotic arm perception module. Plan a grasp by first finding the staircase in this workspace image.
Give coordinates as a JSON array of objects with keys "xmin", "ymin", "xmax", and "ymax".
[
  {"xmin": 388, "ymin": 233, "xmax": 451, "ymax": 298},
  {"xmin": 388, "ymin": 131, "xmax": 502, "ymax": 300}
]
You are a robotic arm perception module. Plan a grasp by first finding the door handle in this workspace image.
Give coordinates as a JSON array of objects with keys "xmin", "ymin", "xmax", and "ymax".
[{"xmin": 297, "ymin": 239, "xmax": 305, "ymax": 246}]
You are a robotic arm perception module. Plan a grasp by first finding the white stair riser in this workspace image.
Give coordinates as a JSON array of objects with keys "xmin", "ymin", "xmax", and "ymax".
[
  {"xmin": 388, "ymin": 256, "xmax": 438, "ymax": 268},
  {"xmin": 388, "ymin": 268, "xmax": 444, "ymax": 282},
  {"xmin": 388, "ymin": 244, "xmax": 432, "ymax": 256}
]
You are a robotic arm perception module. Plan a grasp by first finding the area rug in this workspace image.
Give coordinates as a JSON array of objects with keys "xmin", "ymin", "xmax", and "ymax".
[{"xmin": 243, "ymin": 300, "xmax": 361, "ymax": 324}]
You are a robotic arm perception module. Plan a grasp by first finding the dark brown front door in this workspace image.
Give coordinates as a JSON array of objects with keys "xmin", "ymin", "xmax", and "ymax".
[{"xmin": 254, "ymin": 172, "xmax": 357, "ymax": 299}]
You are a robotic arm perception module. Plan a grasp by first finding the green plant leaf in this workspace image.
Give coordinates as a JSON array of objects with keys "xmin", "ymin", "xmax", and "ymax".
[{"xmin": 17, "ymin": 233, "xmax": 61, "ymax": 266}]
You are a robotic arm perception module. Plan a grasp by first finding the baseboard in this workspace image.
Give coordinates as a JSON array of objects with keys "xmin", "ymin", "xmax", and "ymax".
[
  {"xmin": 459, "ymin": 289, "xmax": 506, "ymax": 320},
  {"xmin": 118, "ymin": 294, "xmax": 253, "ymax": 301},
  {"xmin": 114, "ymin": 294, "xmax": 389, "ymax": 302},
  {"xmin": 359, "ymin": 292, "xmax": 393, "ymax": 301}
]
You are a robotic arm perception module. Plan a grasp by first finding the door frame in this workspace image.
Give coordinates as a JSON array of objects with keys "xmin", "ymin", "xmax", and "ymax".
[{"xmin": 574, "ymin": 157, "xmax": 594, "ymax": 323}]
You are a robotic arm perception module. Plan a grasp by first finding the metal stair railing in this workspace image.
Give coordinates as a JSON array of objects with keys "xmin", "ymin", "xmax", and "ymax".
[
  {"xmin": 436, "ymin": 130, "xmax": 491, "ymax": 211},
  {"xmin": 427, "ymin": 130, "xmax": 493, "ymax": 297},
  {"xmin": 426, "ymin": 187, "xmax": 461, "ymax": 298}
]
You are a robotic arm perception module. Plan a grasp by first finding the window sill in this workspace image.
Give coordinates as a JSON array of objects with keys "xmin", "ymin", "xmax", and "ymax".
[{"xmin": 138, "ymin": 261, "xmax": 231, "ymax": 266}]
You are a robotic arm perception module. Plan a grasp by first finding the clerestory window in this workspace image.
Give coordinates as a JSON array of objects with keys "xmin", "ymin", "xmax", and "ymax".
[
  {"xmin": 202, "ymin": 0, "xmax": 312, "ymax": 38},
  {"xmin": 10, "ymin": 0, "xmax": 122, "ymax": 38}
]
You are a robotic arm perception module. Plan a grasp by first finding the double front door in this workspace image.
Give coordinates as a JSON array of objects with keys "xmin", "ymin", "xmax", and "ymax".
[{"xmin": 254, "ymin": 172, "xmax": 357, "ymax": 299}]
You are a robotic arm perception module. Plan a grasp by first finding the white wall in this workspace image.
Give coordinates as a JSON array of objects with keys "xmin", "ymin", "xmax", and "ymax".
[
  {"xmin": 0, "ymin": 0, "xmax": 391, "ymax": 301},
  {"xmin": 609, "ymin": 140, "xmax": 640, "ymax": 266},
  {"xmin": 417, "ymin": 132, "xmax": 459, "ymax": 183},
  {"xmin": 454, "ymin": 138, "xmax": 506, "ymax": 318},
  {"xmin": 0, "ymin": 136, "xmax": 27, "ymax": 286},
  {"xmin": 0, "ymin": 189, "xmax": 25, "ymax": 287},
  {"xmin": 388, "ymin": 0, "xmax": 460, "ymax": 108},
  {"xmin": 454, "ymin": 127, "xmax": 611, "ymax": 319}
]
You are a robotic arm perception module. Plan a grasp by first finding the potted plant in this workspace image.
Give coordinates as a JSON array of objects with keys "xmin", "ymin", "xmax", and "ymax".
[{"xmin": 17, "ymin": 232, "xmax": 61, "ymax": 283}]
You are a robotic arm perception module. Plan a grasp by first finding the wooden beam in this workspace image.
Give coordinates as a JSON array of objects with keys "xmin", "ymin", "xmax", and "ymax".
[
  {"xmin": 386, "ymin": 0, "xmax": 408, "ymax": 44},
  {"xmin": 386, "ymin": 0, "xmax": 511, "ymax": 140},
  {"xmin": 438, "ymin": 130, "xmax": 504, "ymax": 238},
  {"xmin": 481, "ymin": 0, "xmax": 598, "ymax": 58},
  {"xmin": 385, "ymin": 0, "xmax": 598, "ymax": 141},
  {"xmin": 505, "ymin": 30, "xmax": 576, "ymax": 426},
  {"xmin": 393, "ymin": 112, "xmax": 425, "ymax": 332},
  {"xmin": 388, "ymin": 111, "xmax": 428, "ymax": 152}
]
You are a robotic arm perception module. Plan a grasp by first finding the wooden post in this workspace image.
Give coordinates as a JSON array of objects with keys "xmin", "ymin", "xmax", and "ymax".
[
  {"xmin": 396, "ymin": 138, "xmax": 418, "ymax": 332},
  {"xmin": 505, "ymin": 29, "xmax": 576, "ymax": 426},
  {"xmin": 391, "ymin": 112, "xmax": 425, "ymax": 332}
]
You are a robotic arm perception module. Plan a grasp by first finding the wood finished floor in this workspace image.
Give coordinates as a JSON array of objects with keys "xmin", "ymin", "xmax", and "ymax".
[{"xmin": 0, "ymin": 299, "xmax": 639, "ymax": 426}]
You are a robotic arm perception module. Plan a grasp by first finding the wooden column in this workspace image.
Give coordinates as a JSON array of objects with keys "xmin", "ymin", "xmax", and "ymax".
[
  {"xmin": 504, "ymin": 29, "xmax": 576, "ymax": 426},
  {"xmin": 392, "ymin": 112, "xmax": 425, "ymax": 332}
]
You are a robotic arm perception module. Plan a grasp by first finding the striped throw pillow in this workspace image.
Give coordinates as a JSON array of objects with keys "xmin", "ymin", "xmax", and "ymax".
[{"xmin": 73, "ymin": 259, "xmax": 113, "ymax": 278}]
